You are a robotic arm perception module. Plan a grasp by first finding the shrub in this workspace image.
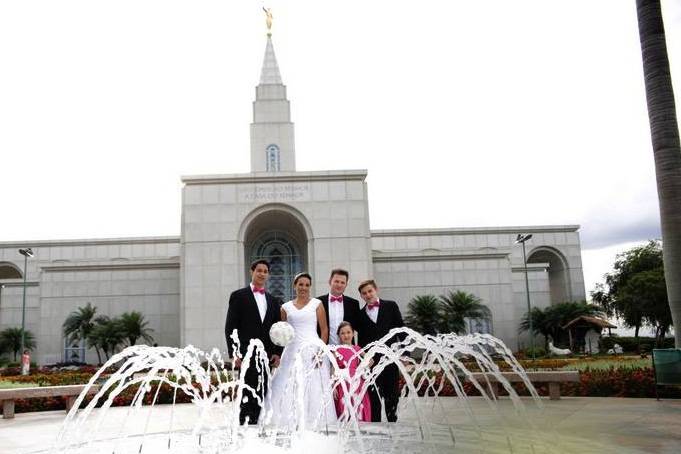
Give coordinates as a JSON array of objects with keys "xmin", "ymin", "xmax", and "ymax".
[
  {"xmin": 522, "ymin": 347, "xmax": 546, "ymax": 359},
  {"xmin": 600, "ymin": 336, "xmax": 674, "ymax": 353}
]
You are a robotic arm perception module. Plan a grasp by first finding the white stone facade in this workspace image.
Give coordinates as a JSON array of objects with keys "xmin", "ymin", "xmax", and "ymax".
[
  {"xmin": 0, "ymin": 238, "xmax": 180, "ymax": 364},
  {"xmin": 180, "ymin": 170, "xmax": 373, "ymax": 351},
  {"xmin": 371, "ymin": 226, "xmax": 585, "ymax": 351},
  {"xmin": 0, "ymin": 36, "xmax": 586, "ymax": 363}
]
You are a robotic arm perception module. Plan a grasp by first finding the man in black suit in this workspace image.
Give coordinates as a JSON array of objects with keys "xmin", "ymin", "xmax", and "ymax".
[
  {"xmin": 356, "ymin": 279, "xmax": 406, "ymax": 423},
  {"xmin": 316, "ymin": 268, "xmax": 361, "ymax": 344},
  {"xmin": 225, "ymin": 259, "xmax": 282, "ymax": 425}
]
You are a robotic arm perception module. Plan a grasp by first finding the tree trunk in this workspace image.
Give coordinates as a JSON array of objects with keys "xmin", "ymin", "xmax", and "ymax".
[{"xmin": 636, "ymin": 0, "xmax": 681, "ymax": 348}]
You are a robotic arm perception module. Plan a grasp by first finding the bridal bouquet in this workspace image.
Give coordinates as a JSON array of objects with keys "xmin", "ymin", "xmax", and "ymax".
[{"xmin": 270, "ymin": 321, "xmax": 295, "ymax": 347}]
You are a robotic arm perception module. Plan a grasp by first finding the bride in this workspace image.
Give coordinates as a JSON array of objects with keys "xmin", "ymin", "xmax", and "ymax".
[{"xmin": 262, "ymin": 272, "xmax": 337, "ymax": 430}]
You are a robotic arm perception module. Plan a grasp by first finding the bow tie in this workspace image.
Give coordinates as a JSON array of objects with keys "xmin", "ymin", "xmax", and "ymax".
[
  {"xmin": 367, "ymin": 300, "xmax": 380, "ymax": 309},
  {"xmin": 253, "ymin": 287, "xmax": 265, "ymax": 294},
  {"xmin": 330, "ymin": 295, "xmax": 343, "ymax": 303}
]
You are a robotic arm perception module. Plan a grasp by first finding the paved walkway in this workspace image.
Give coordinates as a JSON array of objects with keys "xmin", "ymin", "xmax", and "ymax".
[{"xmin": 2, "ymin": 397, "xmax": 680, "ymax": 453}]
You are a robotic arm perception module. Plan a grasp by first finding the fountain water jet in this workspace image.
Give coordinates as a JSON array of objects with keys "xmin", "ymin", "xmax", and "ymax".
[{"xmin": 44, "ymin": 328, "xmax": 547, "ymax": 454}]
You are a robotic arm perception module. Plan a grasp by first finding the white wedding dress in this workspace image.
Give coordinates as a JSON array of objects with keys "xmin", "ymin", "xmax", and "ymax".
[{"xmin": 262, "ymin": 298, "xmax": 336, "ymax": 431}]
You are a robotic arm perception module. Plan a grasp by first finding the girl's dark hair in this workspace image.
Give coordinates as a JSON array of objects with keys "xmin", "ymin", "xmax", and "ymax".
[
  {"xmin": 293, "ymin": 272, "xmax": 312, "ymax": 286},
  {"xmin": 337, "ymin": 321, "xmax": 353, "ymax": 336}
]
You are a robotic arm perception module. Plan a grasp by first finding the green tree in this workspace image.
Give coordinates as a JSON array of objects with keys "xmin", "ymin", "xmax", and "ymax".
[
  {"xmin": 0, "ymin": 327, "xmax": 36, "ymax": 361},
  {"xmin": 88, "ymin": 316, "xmax": 124, "ymax": 361},
  {"xmin": 624, "ymin": 269, "xmax": 672, "ymax": 346},
  {"xmin": 405, "ymin": 295, "xmax": 440, "ymax": 335},
  {"xmin": 636, "ymin": 0, "xmax": 681, "ymax": 348},
  {"xmin": 119, "ymin": 311, "xmax": 155, "ymax": 346},
  {"xmin": 438, "ymin": 290, "xmax": 491, "ymax": 334},
  {"xmin": 591, "ymin": 240, "xmax": 672, "ymax": 347},
  {"xmin": 519, "ymin": 307, "xmax": 552, "ymax": 350},
  {"xmin": 62, "ymin": 303, "xmax": 101, "ymax": 363},
  {"xmin": 520, "ymin": 301, "xmax": 603, "ymax": 349}
]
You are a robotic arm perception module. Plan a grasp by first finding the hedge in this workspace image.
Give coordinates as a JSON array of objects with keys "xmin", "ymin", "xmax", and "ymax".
[{"xmin": 600, "ymin": 336, "xmax": 675, "ymax": 353}]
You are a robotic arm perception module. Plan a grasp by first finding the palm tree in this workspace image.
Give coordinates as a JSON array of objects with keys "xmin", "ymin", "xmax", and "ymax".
[
  {"xmin": 88, "ymin": 316, "xmax": 124, "ymax": 361},
  {"xmin": 119, "ymin": 311, "xmax": 155, "ymax": 346},
  {"xmin": 519, "ymin": 307, "xmax": 552, "ymax": 350},
  {"xmin": 636, "ymin": 0, "xmax": 681, "ymax": 348},
  {"xmin": 62, "ymin": 303, "xmax": 99, "ymax": 363},
  {"xmin": 438, "ymin": 290, "xmax": 491, "ymax": 334},
  {"xmin": 405, "ymin": 295, "xmax": 440, "ymax": 335},
  {"xmin": 0, "ymin": 327, "xmax": 36, "ymax": 361},
  {"xmin": 519, "ymin": 301, "xmax": 603, "ymax": 349}
]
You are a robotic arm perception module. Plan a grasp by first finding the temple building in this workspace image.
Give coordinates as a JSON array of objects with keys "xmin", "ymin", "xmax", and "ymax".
[{"xmin": 0, "ymin": 34, "xmax": 586, "ymax": 364}]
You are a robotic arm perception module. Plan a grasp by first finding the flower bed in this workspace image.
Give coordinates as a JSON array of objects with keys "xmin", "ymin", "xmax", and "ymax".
[
  {"xmin": 0, "ymin": 369, "xmax": 102, "ymax": 415},
  {"xmin": 0, "ymin": 371, "xmax": 233, "ymax": 415},
  {"xmin": 0, "ymin": 364, "xmax": 103, "ymax": 377},
  {"xmin": 2, "ymin": 358, "xmax": 678, "ymax": 416},
  {"xmin": 399, "ymin": 363, "xmax": 681, "ymax": 399}
]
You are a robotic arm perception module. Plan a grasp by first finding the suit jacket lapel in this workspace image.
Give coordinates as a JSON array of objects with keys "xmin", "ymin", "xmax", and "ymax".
[
  {"xmin": 322, "ymin": 294, "xmax": 330, "ymax": 326},
  {"xmin": 363, "ymin": 307, "xmax": 377, "ymax": 325},
  {"xmin": 264, "ymin": 293, "xmax": 277, "ymax": 325},
  {"xmin": 246, "ymin": 288, "xmax": 262, "ymax": 326},
  {"xmin": 343, "ymin": 298, "xmax": 353, "ymax": 319},
  {"xmin": 375, "ymin": 302, "xmax": 386, "ymax": 329}
]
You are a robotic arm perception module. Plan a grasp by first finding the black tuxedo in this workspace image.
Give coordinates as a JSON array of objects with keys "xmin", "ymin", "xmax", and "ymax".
[
  {"xmin": 224, "ymin": 286, "xmax": 282, "ymax": 424},
  {"xmin": 316, "ymin": 293, "xmax": 361, "ymax": 340},
  {"xmin": 357, "ymin": 299, "xmax": 406, "ymax": 422}
]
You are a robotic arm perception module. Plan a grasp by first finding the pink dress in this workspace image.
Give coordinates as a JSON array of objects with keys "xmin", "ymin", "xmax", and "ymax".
[{"xmin": 334, "ymin": 345, "xmax": 372, "ymax": 422}]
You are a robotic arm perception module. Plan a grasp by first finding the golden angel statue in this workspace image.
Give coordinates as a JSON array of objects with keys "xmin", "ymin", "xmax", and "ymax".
[{"xmin": 263, "ymin": 7, "xmax": 273, "ymax": 34}]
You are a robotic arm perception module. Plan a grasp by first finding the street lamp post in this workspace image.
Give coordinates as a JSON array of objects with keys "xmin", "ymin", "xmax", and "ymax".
[
  {"xmin": 0, "ymin": 284, "xmax": 5, "ymax": 323},
  {"xmin": 515, "ymin": 234, "xmax": 535, "ymax": 361},
  {"xmin": 18, "ymin": 248, "xmax": 34, "ymax": 359}
]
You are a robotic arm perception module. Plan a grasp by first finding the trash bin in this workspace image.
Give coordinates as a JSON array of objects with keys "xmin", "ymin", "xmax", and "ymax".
[{"xmin": 652, "ymin": 348, "xmax": 681, "ymax": 399}]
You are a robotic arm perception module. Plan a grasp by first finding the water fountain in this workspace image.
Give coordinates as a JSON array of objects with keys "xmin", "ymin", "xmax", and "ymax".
[{"xmin": 42, "ymin": 328, "xmax": 546, "ymax": 454}]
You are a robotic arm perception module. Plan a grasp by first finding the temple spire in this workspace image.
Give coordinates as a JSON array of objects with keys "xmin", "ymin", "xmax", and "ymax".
[
  {"xmin": 250, "ymin": 32, "xmax": 296, "ymax": 172},
  {"xmin": 259, "ymin": 36, "xmax": 283, "ymax": 85}
]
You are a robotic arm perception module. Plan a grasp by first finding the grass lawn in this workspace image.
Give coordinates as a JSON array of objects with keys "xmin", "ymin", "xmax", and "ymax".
[
  {"xmin": 560, "ymin": 356, "xmax": 652, "ymax": 371},
  {"xmin": 0, "ymin": 381, "xmax": 39, "ymax": 390}
]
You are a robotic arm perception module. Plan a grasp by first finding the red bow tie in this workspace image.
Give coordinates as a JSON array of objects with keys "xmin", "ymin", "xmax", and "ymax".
[
  {"xmin": 330, "ymin": 295, "xmax": 343, "ymax": 303},
  {"xmin": 253, "ymin": 287, "xmax": 265, "ymax": 294},
  {"xmin": 367, "ymin": 300, "xmax": 380, "ymax": 309}
]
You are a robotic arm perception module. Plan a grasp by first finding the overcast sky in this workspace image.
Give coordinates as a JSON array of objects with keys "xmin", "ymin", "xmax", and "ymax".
[{"xmin": 1, "ymin": 1, "xmax": 680, "ymax": 302}]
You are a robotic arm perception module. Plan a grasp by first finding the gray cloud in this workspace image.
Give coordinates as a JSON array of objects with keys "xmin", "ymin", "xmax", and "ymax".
[{"xmin": 581, "ymin": 216, "xmax": 661, "ymax": 250}]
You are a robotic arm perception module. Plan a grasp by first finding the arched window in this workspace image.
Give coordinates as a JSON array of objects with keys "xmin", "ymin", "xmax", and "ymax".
[
  {"xmin": 249, "ymin": 231, "xmax": 302, "ymax": 301},
  {"xmin": 266, "ymin": 144, "xmax": 280, "ymax": 172}
]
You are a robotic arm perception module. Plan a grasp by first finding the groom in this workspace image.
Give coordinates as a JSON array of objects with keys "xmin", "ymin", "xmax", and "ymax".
[
  {"xmin": 316, "ymin": 268, "xmax": 361, "ymax": 345},
  {"xmin": 225, "ymin": 259, "xmax": 282, "ymax": 425}
]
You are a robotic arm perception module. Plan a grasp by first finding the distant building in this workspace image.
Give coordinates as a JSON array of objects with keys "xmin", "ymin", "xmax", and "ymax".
[{"xmin": 0, "ymin": 35, "xmax": 586, "ymax": 364}]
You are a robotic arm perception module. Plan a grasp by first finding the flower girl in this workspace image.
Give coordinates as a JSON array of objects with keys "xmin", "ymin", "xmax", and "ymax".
[{"xmin": 333, "ymin": 322, "xmax": 371, "ymax": 422}]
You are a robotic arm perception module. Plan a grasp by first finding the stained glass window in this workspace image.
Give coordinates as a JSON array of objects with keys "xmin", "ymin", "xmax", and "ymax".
[
  {"xmin": 266, "ymin": 144, "xmax": 280, "ymax": 172},
  {"xmin": 249, "ymin": 231, "xmax": 302, "ymax": 301}
]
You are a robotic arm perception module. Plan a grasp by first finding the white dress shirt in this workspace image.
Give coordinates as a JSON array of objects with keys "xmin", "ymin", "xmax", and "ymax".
[
  {"xmin": 327, "ymin": 293, "xmax": 344, "ymax": 345},
  {"xmin": 366, "ymin": 298, "xmax": 380, "ymax": 323},
  {"xmin": 250, "ymin": 283, "xmax": 267, "ymax": 322}
]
